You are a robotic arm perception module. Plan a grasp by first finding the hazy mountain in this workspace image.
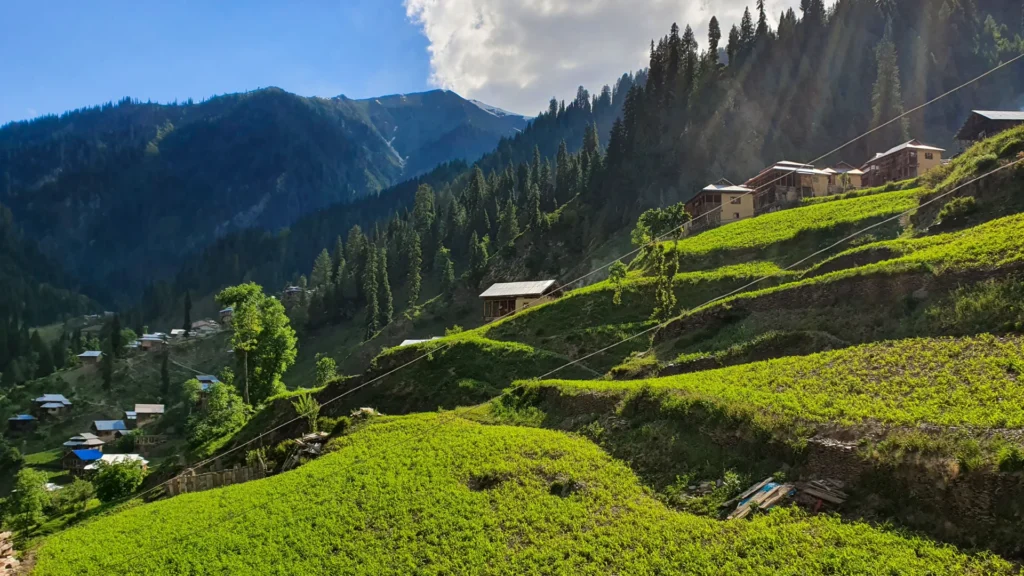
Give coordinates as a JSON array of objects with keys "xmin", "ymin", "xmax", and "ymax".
[
  {"xmin": 0, "ymin": 87, "xmax": 532, "ymax": 303},
  {"xmin": 346, "ymin": 89, "xmax": 529, "ymax": 177}
]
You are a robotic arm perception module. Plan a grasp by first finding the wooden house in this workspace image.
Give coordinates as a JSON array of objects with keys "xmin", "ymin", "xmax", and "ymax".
[
  {"xmin": 77, "ymin": 350, "xmax": 103, "ymax": 365},
  {"xmin": 90, "ymin": 420, "xmax": 128, "ymax": 443},
  {"xmin": 861, "ymin": 140, "xmax": 944, "ymax": 187},
  {"xmin": 63, "ymin": 449, "xmax": 102, "ymax": 475},
  {"xmin": 826, "ymin": 162, "xmax": 866, "ymax": 192},
  {"xmin": 955, "ymin": 110, "xmax": 1024, "ymax": 144},
  {"xmin": 7, "ymin": 414, "xmax": 37, "ymax": 433},
  {"xmin": 744, "ymin": 161, "xmax": 832, "ymax": 214},
  {"xmin": 62, "ymin": 433, "xmax": 105, "ymax": 454},
  {"xmin": 685, "ymin": 180, "xmax": 755, "ymax": 230},
  {"xmin": 140, "ymin": 335, "xmax": 167, "ymax": 350},
  {"xmin": 33, "ymin": 394, "xmax": 71, "ymax": 419},
  {"xmin": 133, "ymin": 404, "xmax": 165, "ymax": 428},
  {"xmin": 479, "ymin": 281, "xmax": 561, "ymax": 321}
]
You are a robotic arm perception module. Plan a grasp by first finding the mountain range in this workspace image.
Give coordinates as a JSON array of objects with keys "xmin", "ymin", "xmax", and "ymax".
[{"xmin": 0, "ymin": 88, "xmax": 528, "ymax": 303}]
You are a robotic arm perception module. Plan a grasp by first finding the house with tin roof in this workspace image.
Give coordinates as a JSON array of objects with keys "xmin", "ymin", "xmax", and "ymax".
[
  {"xmin": 63, "ymin": 449, "xmax": 103, "ymax": 475},
  {"xmin": 7, "ymin": 414, "xmax": 37, "ymax": 433},
  {"xmin": 62, "ymin": 433, "xmax": 105, "ymax": 454},
  {"xmin": 133, "ymin": 404, "xmax": 165, "ymax": 428},
  {"xmin": 77, "ymin": 350, "xmax": 103, "ymax": 365},
  {"xmin": 955, "ymin": 110, "xmax": 1024, "ymax": 143},
  {"xmin": 861, "ymin": 139, "xmax": 945, "ymax": 187},
  {"xmin": 90, "ymin": 420, "xmax": 129, "ymax": 442},
  {"xmin": 686, "ymin": 179, "xmax": 755, "ymax": 229},
  {"xmin": 479, "ymin": 281, "xmax": 561, "ymax": 321},
  {"xmin": 34, "ymin": 394, "xmax": 71, "ymax": 418}
]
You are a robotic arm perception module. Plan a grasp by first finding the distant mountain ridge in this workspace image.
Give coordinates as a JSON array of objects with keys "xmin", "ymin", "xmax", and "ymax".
[
  {"xmin": 344, "ymin": 89, "xmax": 530, "ymax": 177},
  {"xmin": 0, "ymin": 87, "xmax": 534, "ymax": 303}
]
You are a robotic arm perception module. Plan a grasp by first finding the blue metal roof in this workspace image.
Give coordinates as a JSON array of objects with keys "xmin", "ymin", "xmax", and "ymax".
[
  {"xmin": 92, "ymin": 420, "xmax": 127, "ymax": 431},
  {"xmin": 9, "ymin": 414, "xmax": 35, "ymax": 421},
  {"xmin": 40, "ymin": 402, "xmax": 66, "ymax": 409},
  {"xmin": 35, "ymin": 394, "xmax": 71, "ymax": 405},
  {"xmin": 124, "ymin": 411, "xmax": 137, "ymax": 419},
  {"xmin": 197, "ymin": 374, "xmax": 220, "ymax": 383},
  {"xmin": 71, "ymin": 449, "xmax": 103, "ymax": 461}
]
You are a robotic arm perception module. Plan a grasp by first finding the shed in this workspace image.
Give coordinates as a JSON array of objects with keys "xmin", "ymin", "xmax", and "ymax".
[
  {"xmin": 63, "ymin": 449, "xmax": 103, "ymax": 474},
  {"xmin": 90, "ymin": 420, "xmax": 128, "ymax": 442},
  {"xmin": 77, "ymin": 350, "xmax": 103, "ymax": 364},
  {"xmin": 133, "ymin": 404, "xmax": 165, "ymax": 428},
  {"xmin": 479, "ymin": 281, "xmax": 561, "ymax": 321},
  {"xmin": 7, "ymin": 414, "xmax": 37, "ymax": 433},
  {"xmin": 955, "ymin": 110, "xmax": 1024, "ymax": 143}
]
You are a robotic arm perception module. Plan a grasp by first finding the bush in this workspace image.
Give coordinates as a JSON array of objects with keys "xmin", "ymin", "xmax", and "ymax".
[
  {"xmin": 47, "ymin": 479, "xmax": 95, "ymax": 516},
  {"xmin": 937, "ymin": 196, "xmax": 977, "ymax": 223},
  {"xmin": 93, "ymin": 460, "xmax": 146, "ymax": 503},
  {"xmin": 8, "ymin": 468, "xmax": 48, "ymax": 531}
]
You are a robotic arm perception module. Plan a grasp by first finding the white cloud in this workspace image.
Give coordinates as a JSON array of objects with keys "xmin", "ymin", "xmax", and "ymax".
[{"xmin": 406, "ymin": 0, "xmax": 800, "ymax": 115}]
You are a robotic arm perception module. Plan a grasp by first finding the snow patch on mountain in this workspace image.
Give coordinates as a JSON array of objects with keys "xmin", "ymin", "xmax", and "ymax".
[{"xmin": 468, "ymin": 99, "xmax": 531, "ymax": 121}]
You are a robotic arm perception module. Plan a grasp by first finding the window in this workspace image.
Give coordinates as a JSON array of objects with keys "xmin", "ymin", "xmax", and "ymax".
[
  {"xmin": 925, "ymin": 152, "xmax": 934, "ymax": 160},
  {"xmin": 733, "ymin": 212, "xmax": 741, "ymax": 220}
]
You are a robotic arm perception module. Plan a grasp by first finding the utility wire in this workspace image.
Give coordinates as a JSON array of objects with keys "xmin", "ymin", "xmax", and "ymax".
[{"xmin": 98, "ymin": 53, "xmax": 1024, "ymax": 571}]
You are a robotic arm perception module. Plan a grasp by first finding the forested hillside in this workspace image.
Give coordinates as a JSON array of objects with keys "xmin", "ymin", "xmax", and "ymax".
[{"xmin": 0, "ymin": 87, "xmax": 534, "ymax": 304}]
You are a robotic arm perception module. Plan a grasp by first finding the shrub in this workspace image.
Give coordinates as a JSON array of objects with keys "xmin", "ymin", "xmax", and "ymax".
[
  {"xmin": 93, "ymin": 460, "xmax": 146, "ymax": 503},
  {"xmin": 997, "ymin": 445, "xmax": 1024, "ymax": 473},
  {"xmin": 937, "ymin": 196, "xmax": 977, "ymax": 223},
  {"xmin": 47, "ymin": 479, "xmax": 95, "ymax": 516},
  {"xmin": 8, "ymin": 468, "xmax": 48, "ymax": 531}
]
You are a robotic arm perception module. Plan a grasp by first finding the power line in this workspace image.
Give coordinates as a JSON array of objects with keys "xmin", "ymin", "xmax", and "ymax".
[{"xmin": 96, "ymin": 53, "xmax": 1024, "ymax": 571}]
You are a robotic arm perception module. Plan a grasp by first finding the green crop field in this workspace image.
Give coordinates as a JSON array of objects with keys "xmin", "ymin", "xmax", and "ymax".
[
  {"xmin": 532, "ymin": 335, "xmax": 1024, "ymax": 430},
  {"xmin": 34, "ymin": 413, "xmax": 1011, "ymax": 575},
  {"xmin": 659, "ymin": 188, "xmax": 923, "ymax": 266}
]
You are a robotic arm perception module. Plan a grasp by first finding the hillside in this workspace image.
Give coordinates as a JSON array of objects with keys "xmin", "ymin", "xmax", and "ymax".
[
  {"xmin": 0, "ymin": 87, "xmax": 534, "ymax": 303},
  {"xmin": 32, "ymin": 414, "xmax": 1011, "ymax": 575}
]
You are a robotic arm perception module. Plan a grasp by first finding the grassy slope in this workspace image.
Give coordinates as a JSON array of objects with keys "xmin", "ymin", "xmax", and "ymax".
[
  {"xmin": 33, "ymin": 414, "xmax": 1011, "ymax": 575},
  {"xmin": 536, "ymin": 335, "xmax": 1024, "ymax": 430}
]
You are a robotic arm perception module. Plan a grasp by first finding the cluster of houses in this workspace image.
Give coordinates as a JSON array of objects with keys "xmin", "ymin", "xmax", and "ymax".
[
  {"xmin": 685, "ymin": 110, "xmax": 1024, "ymax": 230},
  {"xmin": 61, "ymin": 403, "xmax": 163, "ymax": 475},
  {"xmin": 6, "ymin": 392, "xmax": 159, "ymax": 477}
]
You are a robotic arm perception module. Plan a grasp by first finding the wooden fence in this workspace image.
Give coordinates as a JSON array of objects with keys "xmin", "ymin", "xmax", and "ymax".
[{"xmin": 165, "ymin": 465, "xmax": 265, "ymax": 497}]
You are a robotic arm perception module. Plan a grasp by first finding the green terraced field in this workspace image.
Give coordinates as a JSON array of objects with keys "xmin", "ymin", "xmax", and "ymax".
[
  {"xmin": 34, "ymin": 414, "xmax": 1011, "ymax": 575},
  {"xmin": 532, "ymin": 335, "xmax": 1024, "ymax": 429}
]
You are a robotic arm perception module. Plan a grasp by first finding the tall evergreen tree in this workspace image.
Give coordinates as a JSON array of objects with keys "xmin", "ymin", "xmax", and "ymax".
[
  {"xmin": 363, "ymin": 246, "xmax": 379, "ymax": 339},
  {"xmin": 727, "ymin": 25, "xmax": 741, "ymax": 63},
  {"xmin": 160, "ymin": 351, "xmax": 170, "ymax": 398},
  {"xmin": 377, "ymin": 248, "xmax": 393, "ymax": 327},
  {"xmin": 110, "ymin": 315, "xmax": 123, "ymax": 358},
  {"xmin": 439, "ymin": 247, "xmax": 456, "ymax": 302},
  {"xmin": 407, "ymin": 233, "xmax": 422, "ymax": 310},
  {"xmin": 870, "ymin": 23, "xmax": 910, "ymax": 150},
  {"xmin": 756, "ymin": 0, "xmax": 769, "ymax": 37},
  {"xmin": 101, "ymin": 353, "xmax": 112, "ymax": 390},
  {"xmin": 707, "ymin": 17, "xmax": 722, "ymax": 66},
  {"xmin": 740, "ymin": 7, "xmax": 755, "ymax": 48},
  {"xmin": 311, "ymin": 249, "xmax": 333, "ymax": 290},
  {"xmin": 183, "ymin": 291, "xmax": 192, "ymax": 333},
  {"xmin": 468, "ymin": 232, "xmax": 488, "ymax": 288},
  {"xmin": 498, "ymin": 198, "xmax": 520, "ymax": 246},
  {"xmin": 30, "ymin": 331, "xmax": 53, "ymax": 379}
]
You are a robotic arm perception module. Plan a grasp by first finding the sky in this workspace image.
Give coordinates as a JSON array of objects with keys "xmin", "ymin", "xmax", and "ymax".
[{"xmin": 0, "ymin": 0, "xmax": 799, "ymax": 125}]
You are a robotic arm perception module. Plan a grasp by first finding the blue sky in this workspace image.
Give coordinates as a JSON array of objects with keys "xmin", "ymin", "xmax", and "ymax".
[
  {"xmin": 0, "ymin": 0, "xmax": 433, "ymax": 124},
  {"xmin": 2, "ymin": 0, "xmax": 798, "ymax": 124}
]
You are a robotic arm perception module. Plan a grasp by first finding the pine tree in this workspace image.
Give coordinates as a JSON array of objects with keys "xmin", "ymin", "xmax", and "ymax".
[
  {"xmin": 498, "ymin": 198, "xmax": 520, "ymax": 246},
  {"xmin": 311, "ymin": 249, "xmax": 333, "ymax": 290},
  {"xmin": 468, "ymin": 232, "xmax": 488, "ymax": 288},
  {"xmin": 526, "ymin": 183, "xmax": 542, "ymax": 228},
  {"xmin": 363, "ymin": 246, "xmax": 379, "ymax": 339},
  {"xmin": 727, "ymin": 25, "xmax": 741, "ymax": 64},
  {"xmin": 870, "ymin": 22, "xmax": 910, "ymax": 150},
  {"xmin": 30, "ymin": 331, "xmax": 53, "ymax": 379},
  {"xmin": 740, "ymin": 7, "xmax": 755, "ymax": 48},
  {"xmin": 101, "ymin": 353, "xmax": 112, "ymax": 390},
  {"xmin": 440, "ymin": 249, "xmax": 456, "ymax": 302},
  {"xmin": 110, "ymin": 315, "xmax": 123, "ymax": 358},
  {"xmin": 160, "ymin": 351, "xmax": 170, "ymax": 398},
  {"xmin": 554, "ymin": 140, "xmax": 570, "ymax": 207},
  {"xmin": 183, "ymin": 291, "xmax": 192, "ymax": 333},
  {"xmin": 407, "ymin": 233, "xmax": 422, "ymax": 309},
  {"xmin": 753, "ymin": 0, "xmax": 770, "ymax": 37},
  {"xmin": 377, "ymin": 249, "xmax": 393, "ymax": 327},
  {"xmin": 413, "ymin": 184, "xmax": 436, "ymax": 235},
  {"xmin": 707, "ymin": 17, "xmax": 722, "ymax": 66},
  {"xmin": 50, "ymin": 335, "xmax": 65, "ymax": 371}
]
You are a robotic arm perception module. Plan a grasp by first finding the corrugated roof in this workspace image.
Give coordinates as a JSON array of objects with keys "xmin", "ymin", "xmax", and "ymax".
[
  {"xmin": 197, "ymin": 375, "xmax": 220, "ymax": 383},
  {"xmin": 972, "ymin": 110, "xmax": 1024, "ymax": 121},
  {"xmin": 71, "ymin": 449, "xmax": 103, "ymax": 461},
  {"xmin": 866, "ymin": 139, "xmax": 946, "ymax": 164},
  {"xmin": 479, "ymin": 280, "xmax": 557, "ymax": 298},
  {"xmin": 64, "ymin": 438, "xmax": 104, "ymax": 447},
  {"xmin": 78, "ymin": 351, "xmax": 102, "ymax": 358},
  {"xmin": 9, "ymin": 414, "xmax": 35, "ymax": 421},
  {"xmin": 135, "ymin": 404, "xmax": 165, "ymax": 414},
  {"xmin": 124, "ymin": 411, "xmax": 137, "ymax": 419},
  {"xmin": 701, "ymin": 183, "xmax": 753, "ymax": 193},
  {"xmin": 92, "ymin": 420, "xmax": 127, "ymax": 432},
  {"xmin": 40, "ymin": 402, "xmax": 66, "ymax": 409},
  {"xmin": 84, "ymin": 453, "xmax": 148, "ymax": 470},
  {"xmin": 35, "ymin": 394, "xmax": 71, "ymax": 405}
]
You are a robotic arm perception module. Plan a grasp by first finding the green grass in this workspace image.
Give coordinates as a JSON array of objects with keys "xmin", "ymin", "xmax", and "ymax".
[
  {"xmin": 800, "ymin": 179, "xmax": 918, "ymax": 205},
  {"xmin": 806, "ymin": 212, "xmax": 1024, "ymax": 279},
  {"xmin": 921, "ymin": 125, "xmax": 1024, "ymax": 194},
  {"xmin": 33, "ymin": 413, "xmax": 1012, "ymax": 575},
  {"xmin": 533, "ymin": 335, "xmax": 1024, "ymax": 430},
  {"xmin": 659, "ymin": 188, "xmax": 923, "ymax": 271}
]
